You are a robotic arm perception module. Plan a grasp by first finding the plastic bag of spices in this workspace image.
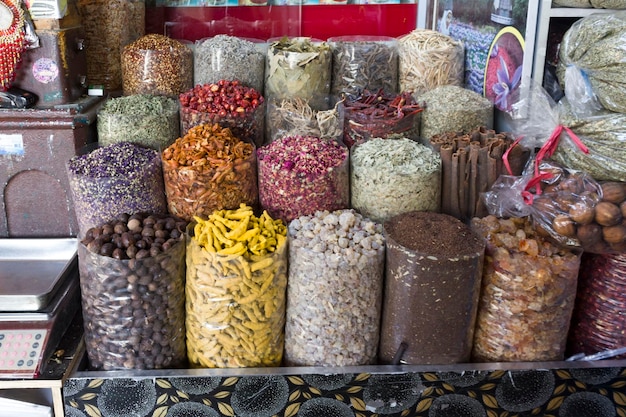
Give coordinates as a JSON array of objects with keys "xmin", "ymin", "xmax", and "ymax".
[
  {"xmin": 343, "ymin": 90, "xmax": 423, "ymax": 149},
  {"xmin": 185, "ymin": 204, "xmax": 287, "ymax": 368},
  {"xmin": 328, "ymin": 35, "xmax": 399, "ymax": 100},
  {"xmin": 417, "ymin": 85, "xmax": 494, "ymax": 140},
  {"xmin": 78, "ymin": 212, "xmax": 188, "ymax": 371},
  {"xmin": 194, "ymin": 35, "xmax": 266, "ymax": 94},
  {"xmin": 161, "ymin": 123, "xmax": 258, "ymax": 222},
  {"xmin": 97, "ymin": 94, "xmax": 180, "ymax": 150},
  {"xmin": 470, "ymin": 215, "xmax": 581, "ymax": 362},
  {"xmin": 121, "ymin": 34, "xmax": 193, "ymax": 98},
  {"xmin": 257, "ymin": 135, "xmax": 349, "ymax": 224},
  {"xmin": 265, "ymin": 37, "xmax": 332, "ymax": 111},
  {"xmin": 379, "ymin": 211, "xmax": 484, "ymax": 365},
  {"xmin": 265, "ymin": 98, "xmax": 344, "ymax": 144},
  {"xmin": 398, "ymin": 29, "xmax": 465, "ymax": 98},
  {"xmin": 285, "ymin": 209, "xmax": 385, "ymax": 367},
  {"xmin": 179, "ymin": 80, "xmax": 265, "ymax": 147},
  {"xmin": 567, "ymin": 252, "xmax": 626, "ymax": 359},
  {"xmin": 67, "ymin": 142, "xmax": 168, "ymax": 239},
  {"xmin": 351, "ymin": 137, "xmax": 441, "ymax": 223},
  {"xmin": 76, "ymin": 0, "xmax": 145, "ymax": 91}
]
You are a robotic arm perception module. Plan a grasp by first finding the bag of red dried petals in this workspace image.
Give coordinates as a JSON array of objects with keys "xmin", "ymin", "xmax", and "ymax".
[{"xmin": 483, "ymin": 157, "xmax": 626, "ymax": 254}]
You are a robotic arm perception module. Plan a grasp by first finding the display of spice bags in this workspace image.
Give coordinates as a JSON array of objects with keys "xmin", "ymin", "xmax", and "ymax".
[
  {"xmin": 67, "ymin": 142, "xmax": 168, "ymax": 239},
  {"xmin": 179, "ymin": 80, "xmax": 265, "ymax": 147},
  {"xmin": 97, "ymin": 94, "xmax": 180, "ymax": 150},
  {"xmin": 343, "ymin": 90, "xmax": 423, "ymax": 149},
  {"xmin": 121, "ymin": 34, "xmax": 193, "ymax": 98},
  {"xmin": 186, "ymin": 204, "xmax": 287, "ymax": 368},
  {"xmin": 557, "ymin": 12, "xmax": 626, "ymax": 114},
  {"xmin": 285, "ymin": 209, "xmax": 385, "ymax": 367},
  {"xmin": 265, "ymin": 36, "xmax": 332, "ymax": 111},
  {"xmin": 162, "ymin": 123, "xmax": 258, "ymax": 222},
  {"xmin": 470, "ymin": 216, "xmax": 581, "ymax": 362},
  {"xmin": 78, "ymin": 212, "xmax": 188, "ymax": 371},
  {"xmin": 257, "ymin": 135, "xmax": 349, "ymax": 224},
  {"xmin": 351, "ymin": 137, "xmax": 441, "ymax": 223}
]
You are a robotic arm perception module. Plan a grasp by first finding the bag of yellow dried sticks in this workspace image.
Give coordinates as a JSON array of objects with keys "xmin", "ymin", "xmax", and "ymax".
[{"xmin": 186, "ymin": 203, "xmax": 288, "ymax": 368}]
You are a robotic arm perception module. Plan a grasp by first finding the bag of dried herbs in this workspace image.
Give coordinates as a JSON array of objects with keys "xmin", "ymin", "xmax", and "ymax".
[
  {"xmin": 98, "ymin": 94, "xmax": 180, "ymax": 150},
  {"xmin": 265, "ymin": 37, "xmax": 331, "ymax": 111},
  {"xmin": 265, "ymin": 98, "xmax": 344, "ymax": 144},
  {"xmin": 557, "ymin": 12, "xmax": 626, "ymax": 114}
]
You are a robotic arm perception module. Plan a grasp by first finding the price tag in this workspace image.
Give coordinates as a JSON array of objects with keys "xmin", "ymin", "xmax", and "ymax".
[{"xmin": 0, "ymin": 134, "xmax": 24, "ymax": 156}]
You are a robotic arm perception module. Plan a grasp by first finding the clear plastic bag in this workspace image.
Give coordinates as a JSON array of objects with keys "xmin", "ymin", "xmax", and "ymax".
[
  {"xmin": 470, "ymin": 216, "xmax": 581, "ymax": 362},
  {"xmin": 483, "ymin": 158, "xmax": 626, "ymax": 254},
  {"xmin": 505, "ymin": 82, "xmax": 626, "ymax": 182},
  {"xmin": 556, "ymin": 12, "xmax": 626, "ymax": 113},
  {"xmin": 79, "ymin": 219, "xmax": 187, "ymax": 371}
]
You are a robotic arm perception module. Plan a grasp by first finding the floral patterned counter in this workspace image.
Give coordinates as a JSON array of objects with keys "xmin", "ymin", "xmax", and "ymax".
[{"xmin": 64, "ymin": 361, "xmax": 626, "ymax": 417}]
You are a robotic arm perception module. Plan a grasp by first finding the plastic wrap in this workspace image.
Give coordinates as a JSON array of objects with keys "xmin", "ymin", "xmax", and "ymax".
[
  {"xmin": 484, "ymin": 158, "xmax": 626, "ymax": 254},
  {"xmin": 78, "ymin": 213, "xmax": 188, "ymax": 371},
  {"xmin": 470, "ymin": 216, "xmax": 581, "ymax": 362},
  {"xmin": 121, "ymin": 34, "xmax": 193, "ymax": 98},
  {"xmin": 557, "ymin": 12, "xmax": 626, "ymax": 114},
  {"xmin": 328, "ymin": 36, "xmax": 399, "ymax": 100},
  {"xmin": 257, "ymin": 135, "xmax": 349, "ymax": 224},
  {"xmin": 285, "ymin": 209, "xmax": 385, "ymax": 367},
  {"xmin": 162, "ymin": 123, "xmax": 258, "ymax": 222},
  {"xmin": 350, "ymin": 137, "xmax": 441, "ymax": 223},
  {"xmin": 265, "ymin": 37, "xmax": 331, "ymax": 111},
  {"xmin": 398, "ymin": 29, "xmax": 465, "ymax": 98},
  {"xmin": 193, "ymin": 35, "xmax": 266, "ymax": 94},
  {"xmin": 97, "ymin": 95, "xmax": 180, "ymax": 150},
  {"xmin": 568, "ymin": 252, "xmax": 626, "ymax": 359},
  {"xmin": 185, "ymin": 206, "xmax": 287, "ymax": 368},
  {"xmin": 76, "ymin": 0, "xmax": 145, "ymax": 91},
  {"xmin": 67, "ymin": 143, "xmax": 167, "ymax": 239},
  {"xmin": 505, "ymin": 83, "xmax": 626, "ymax": 182},
  {"xmin": 343, "ymin": 90, "xmax": 423, "ymax": 148},
  {"xmin": 380, "ymin": 211, "xmax": 484, "ymax": 365},
  {"xmin": 265, "ymin": 98, "xmax": 343, "ymax": 144}
]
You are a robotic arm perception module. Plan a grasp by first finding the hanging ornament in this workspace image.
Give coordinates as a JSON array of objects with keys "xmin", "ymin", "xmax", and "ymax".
[{"xmin": 0, "ymin": 0, "xmax": 26, "ymax": 91}]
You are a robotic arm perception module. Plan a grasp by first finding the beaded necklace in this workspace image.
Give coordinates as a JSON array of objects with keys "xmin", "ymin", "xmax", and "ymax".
[{"xmin": 0, "ymin": 0, "xmax": 25, "ymax": 91}]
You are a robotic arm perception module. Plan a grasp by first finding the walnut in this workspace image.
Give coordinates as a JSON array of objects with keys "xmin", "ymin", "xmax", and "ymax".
[
  {"xmin": 595, "ymin": 201, "xmax": 623, "ymax": 227},
  {"xmin": 600, "ymin": 182, "xmax": 626, "ymax": 204}
]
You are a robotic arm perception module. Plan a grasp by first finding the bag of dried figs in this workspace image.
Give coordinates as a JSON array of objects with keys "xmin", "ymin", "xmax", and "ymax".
[{"xmin": 483, "ymin": 157, "xmax": 626, "ymax": 254}]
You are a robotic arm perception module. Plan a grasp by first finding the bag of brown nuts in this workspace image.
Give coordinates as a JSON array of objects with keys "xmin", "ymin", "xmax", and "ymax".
[
  {"xmin": 78, "ymin": 212, "xmax": 188, "ymax": 371},
  {"xmin": 484, "ymin": 158, "xmax": 626, "ymax": 254}
]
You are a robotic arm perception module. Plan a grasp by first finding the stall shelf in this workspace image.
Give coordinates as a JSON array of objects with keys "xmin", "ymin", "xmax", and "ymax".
[{"xmin": 64, "ymin": 358, "xmax": 626, "ymax": 416}]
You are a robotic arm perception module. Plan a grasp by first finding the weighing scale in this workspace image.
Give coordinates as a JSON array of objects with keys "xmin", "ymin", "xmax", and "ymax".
[{"xmin": 0, "ymin": 239, "xmax": 81, "ymax": 378}]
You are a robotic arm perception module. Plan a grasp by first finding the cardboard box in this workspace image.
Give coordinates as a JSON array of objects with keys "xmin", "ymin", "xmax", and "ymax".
[{"xmin": 0, "ymin": 97, "xmax": 101, "ymax": 238}]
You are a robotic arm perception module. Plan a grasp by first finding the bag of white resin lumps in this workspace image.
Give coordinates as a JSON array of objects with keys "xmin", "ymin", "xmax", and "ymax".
[{"xmin": 284, "ymin": 209, "xmax": 385, "ymax": 367}]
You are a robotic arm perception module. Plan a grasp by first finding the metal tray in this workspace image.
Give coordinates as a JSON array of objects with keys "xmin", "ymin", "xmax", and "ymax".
[{"xmin": 0, "ymin": 238, "xmax": 78, "ymax": 312}]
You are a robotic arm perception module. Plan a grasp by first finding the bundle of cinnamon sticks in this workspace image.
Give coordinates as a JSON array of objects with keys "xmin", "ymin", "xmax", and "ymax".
[{"xmin": 429, "ymin": 126, "xmax": 529, "ymax": 222}]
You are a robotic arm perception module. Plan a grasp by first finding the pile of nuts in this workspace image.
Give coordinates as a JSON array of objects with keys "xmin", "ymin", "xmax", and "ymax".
[
  {"xmin": 79, "ymin": 212, "xmax": 188, "ymax": 370},
  {"xmin": 179, "ymin": 80, "xmax": 265, "ymax": 147},
  {"xmin": 530, "ymin": 163, "xmax": 626, "ymax": 253}
]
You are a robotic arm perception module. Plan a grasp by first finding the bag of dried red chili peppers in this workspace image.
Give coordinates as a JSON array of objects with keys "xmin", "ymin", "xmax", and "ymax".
[{"xmin": 342, "ymin": 90, "xmax": 423, "ymax": 149}]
